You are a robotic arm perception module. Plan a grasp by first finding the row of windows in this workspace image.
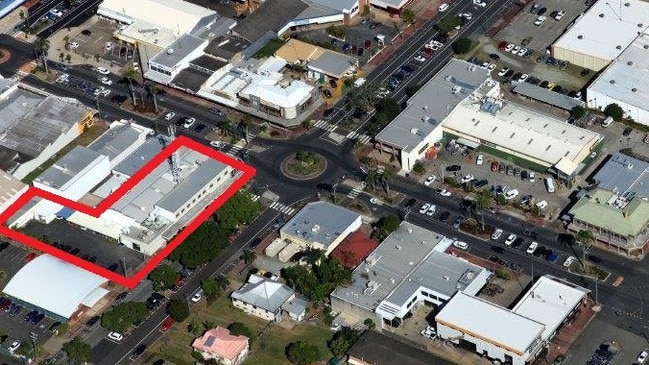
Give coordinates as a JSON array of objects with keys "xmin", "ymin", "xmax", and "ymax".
[
  {"xmin": 175, "ymin": 182, "xmax": 217, "ymax": 217},
  {"xmin": 150, "ymin": 65, "xmax": 172, "ymax": 76}
]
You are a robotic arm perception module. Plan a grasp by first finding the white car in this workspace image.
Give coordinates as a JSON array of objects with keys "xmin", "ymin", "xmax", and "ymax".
[
  {"xmin": 419, "ymin": 203, "xmax": 431, "ymax": 214},
  {"xmin": 453, "ymin": 240, "xmax": 468, "ymax": 250},
  {"xmin": 68, "ymin": 41, "xmax": 79, "ymax": 49},
  {"xmin": 99, "ymin": 76, "xmax": 113, "ymax": 85},
  {"xmin": 49, "ymin": 8, "xmax": 63, "ymax": 17},
  {"xmin": 439, "ymin": 3, "xmax": 449, "ymax": 12},
  {"xmin": 105, "ymin": 41, "xmax": 112, "ymax": 51},
  {"xmin": 107, "ymin": 332, "xmax": 124, "ymax": 342},
  {"xmin": 534, "ymin": 15, "xmax": 547, "ymax": 26},
  {"xmin": 504, "ymin": 234, "xmax": 517, "ymax": 245},
  {"xmin": 55, "ymin": 74, "xmax": 69, "ymax": 84},
  {"xmin": 497, "ymin": 68, "xmax": 509, "ymax": 77},
  {"xmin": 554, "ymin": 10, "xmax": 566, "ymax": 20},
  {"xmin": 517, "ymin": 47, "xmax": 528, "ymax": 56},
  {"xmin": 491, "ymin": 228, "xmax": 503, "ymax": 240},
  {"xmin": 487, "ymin": 63, "xmax": 496, "ymax": 71},
  {"xmin": 511, "ymin": 45, "xmax": 520, "ymax": 54},
  {"xmin": 504, "ymin": 189, "xmax": 519, "ymax": 200},
  {"xmin": 424, "ymin": 175, "xmax": 436, "ymax": 186},
  {"xmin": 461, "ymin": 174, "xmax": 474, "ymax": 183},
  {"xmin": 164, "ymin": 112, "xmax": 176, "ymax": 121},
  {"xmin": 414, "ymin": 55, "xmax": 427, "ymax": 62},
  {"xmin": 563, "ymin": 256, "xmax": 576, "ymax": 268},
  {"xmin": 459, "ymin": 12, "xmax": 473, "ymax": 20},
  {"xmin": 183, "ymin": 117, "xmax": 196, "ymax": 128},
  {"xmin": 535, "ymin": 200, "xmax": 548, "ymax": 210},
  {"xmin": 504, "ymin": 44, "xmax": 514, "ymax": 52},
  {"xmin": 473, "ymin": 0, "xmax": 487, "ymax": 7},
  {"xmin": 526, "ymin": 241, "xmax": 539, "ymax": 254},
  {"xmin": 369, "ymin": 197, "xmax": 380, "ymax": 205},
  {"xmin": 93, "ymin": 86, "xmax": 105, "ymax": 96},
  {"xmin": 517, "ymin": 74, "xmax": 529, "ymax": 83},
  {"xmin": 439, "ymin": 189, "xmax": 452, "ymax": 197},
  {"xmin": 96, "ymin": 67, "xmax": 110, "ymax": 75},
  {"xmin": 210, "ymin": 140, "xmax": 224, "ymax": 149},
  {"xmin": 529, "ymin": 171, "xmax": 536, "ymax": 182},
  {"xmin": 8, "ymin": 340, "xmax": 20, "ymax": 352},
  {"xmin": 191, "ymin": 292, "xmax": 202, "ymax": 303},
  {"xmin": 637, "ymin": 351, "xmax": 648, "ymax": 364},
  {"xmin": 476, "ymin": 154, "xmax": 484, "ymax": 165},
  {"xmin": 100, "ymin": 89, "xmax": 111, "ymax": 97},
  {"xmin": 426, "ymin": 204, "xmax": 437, "ymax": 216}
]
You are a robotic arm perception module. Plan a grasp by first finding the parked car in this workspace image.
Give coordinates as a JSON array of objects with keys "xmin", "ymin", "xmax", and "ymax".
[
  {"xmin": 426, "ymin": 204, "xmax": 437, "ymax": 217},
  {"xmin": 453, "ymin": 240, "xmax": 468, "ymax": 250},
  {"xmin": 191, "ymin": 292, "xmax": 203, "ymax": 303},
  {"xmin": 96, "ymin": 67, "xmax": 110, "ymax": 75},
  {"xmin": 446, "ymin": 165, "xmax": 461, "ymax": 172},
  {"xmin": 439, "ymin": 211, "xmax": 451, "ymax": 223},
  {"xmin": 130, "ymin": 344, "xmax": 147, "ymax": 359},
  {"xmin": 504, "ymin": 234, "xmax": 517, "ymax": 245},
  {"xmin": 423, "ymin": 175, "xmax": 436, "ymax": 186},
  {"xmin": 636, "ymin": 350, "xmax": 648, "ymax": 364},
  {"xmin": 491, "ymin": 229, "xmax": 503, "ymax": 240},
  {"xmin": 563, "ymin": 256, "xmax": 576, "ymax": 268},
  {"xmin": 107, "ymin": 332, "xmax": 124, "ymax": 342},
  {"xmin": 453, "ymin": 216, "xmax": 464, "ymax": 229},
  {"xmin": 526, "ymin": 241, "xmax": 539, "ymax": 254},
  {"xmin": 476, "ymin": 154, "xmax": 484, "ymax": 165},
  {"xmin": 164, "ymin": 112, "xmax": 175, "ymax": 121},
  {"xmin": 439, "ymin": 189, "xmax": 452, "ymax": 197},
  {"xmin": 419, "ymin": 203, "xmax": 431, "ymax": 214},
  {"xmin": 623, "ymin": 126, "xmax": 633, "ymax": 136},
  {"xmin": 8, "ymin": 340, "xmax": 20, "ymax": 352}
]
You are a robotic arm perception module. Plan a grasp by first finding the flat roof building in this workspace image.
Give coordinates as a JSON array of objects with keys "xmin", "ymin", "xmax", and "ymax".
[
  {"xmin": 331, "ymin": 222, "xmax": 490, "ymax": 326},
  {"xmin": 591, "ymin": 153, "xmax": 649, "ymax": 196},
  {"xmin": 275, "ymin": 39, "xmax": 358, "ymax": 79},
  {"xmin": 512, "ymin": 82, "xmax": 585, "ymax": 111},
  {"xmin": 87, "ymin": 120, "xmax": 154, "ymax": 168},
  {"xmin": 552, "ymin": 0, "xmax": 649, "ymax": 71},
  {"xmin": 0, "ymin": 171, "xmax": 27, "ymax": 216}
]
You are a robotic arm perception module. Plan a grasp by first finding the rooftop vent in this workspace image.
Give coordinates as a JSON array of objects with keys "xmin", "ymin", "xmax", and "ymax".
[
  {"xmin": 577, "ymin": 35, "xmax": 583, "ymax": 39},
  {"xmin": 625, "ymin": 2, "xmax": 630, "ymax": 6},
  {"xmin": 616, "ymin": 45, "xmax": 622, "ymax": 49},
  {"xmin": 645, "ymin": 45, "xmax": 649, "ymax": 49},
  {"xmin": 610, "ymin": 80, "xmax": 616, "ymax": 84},
  {"xmin": 628, "ymin": 61, "xmax": 634, "ymax": 65},
  {"xmin": 167, "ymin": 48, "xmax": 174, "ymax": 55},
  {"xmin": 633, "ymin": 88, "xmax": 638, "ymax": 92},
  {"xmin": 599, "ymin": 13, "xmax": 605, "ymax": 17}
]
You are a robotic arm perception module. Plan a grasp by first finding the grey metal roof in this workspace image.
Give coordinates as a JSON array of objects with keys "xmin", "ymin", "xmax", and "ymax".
[
  {"xmin": 231, "ymin": 274, "xmax": 294, "ymax": 313},
  {"xmin": 156, "ymin": 158, "xmax": 227, "ymax": 212},
  {"xmin": 512, "ymin": 82, "xmax": 585, "ymax": 111},
  {"xmin": 302, "ymin": 0, "xmax": 357, "ymax": 12},
  {"xmin": 591, "ymin": 152, "xmax": 649, "ymax": 198},
  {"xmin": 150, "ymin": 34, "xmax": 206, "ymax": 68},
  {"xmin": 331, "ymin": 222, "xmax": 486, "ymax": 312},
  {"xmin": 204, "ymin": 36, "xmax": 252, "ymax": 60},
  {"xmin": 280, "ymin": 201, "xmax": 361, "ymax": 249},
  {"xmin": 35, "ymin": 146, "xmax": 104, "ymax": 189},
  {"xmin": 88, "ymin": 123, "xmax": 144, "ymax": 162},
  {"xmin": 232, "ymin": 0, "xmax": 308, "ymax": 42},
  {"xmin": 375, "ymin": 59, "xmax": 491, "ymax": 153},
  {"xmin": 113, "ymin": 139, "xmax": 163, "ymax": 177},
  {"xmin": 348, "ymin": 331, "xmax": 457, "ymax": 365},
  {"xmin": 190, "ymin": 55, "xmax": 227, "ymax": 72},
  {"xmin": 281, "ymin": 294, "xmax": 308, "ymax": 317},
  {"xmin": 171, "ymin": 68, "xmax": 211, "ymax": 93},
  {"xmin": 308, "ymin": 51, "xmax": 357, "ymax": 78},
  {"xmin": 191, "ymin": 15, "xmax": 237, "ymax": 39},
  {"xmin": 295, "ymin": 2, "xmax": 339, "ymax": 20}
]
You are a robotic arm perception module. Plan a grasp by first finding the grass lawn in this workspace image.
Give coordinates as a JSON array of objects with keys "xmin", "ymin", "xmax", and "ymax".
[
  {"xmin": 149, "ymin": 292, "xmax": 334, "ymax": 365},
  {"xmin": 21, "ymin": 124, "xmax": 108, "ymax": 184}
]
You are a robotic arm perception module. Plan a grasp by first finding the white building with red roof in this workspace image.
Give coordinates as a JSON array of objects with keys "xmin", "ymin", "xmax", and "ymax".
[{"xmin": 192, "ymin": 327, "xmax": 249, "ymax": 365}]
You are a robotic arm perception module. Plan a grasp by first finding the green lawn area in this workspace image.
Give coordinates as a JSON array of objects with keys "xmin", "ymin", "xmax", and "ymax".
[
  {"xmin": 150, "ymin": 291, "xmax": 333, "ymax": 365},
  {"xmin": 21, "ymin": 125, "xmax": 108, "ymax": 184}
]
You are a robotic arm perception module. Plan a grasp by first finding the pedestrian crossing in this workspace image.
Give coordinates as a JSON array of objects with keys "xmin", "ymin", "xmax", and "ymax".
[
  {"xmin": 347, "ymin": 187, "xmax": 362, "ymax": 199},
  {"xmin": 346, "ymin": 131, "xmax": 372, "ymax": 144},
  {"xmin": 313, "ymin": 119, "xmax": 337, "ymax": 132},
  {"xmin": 225, "ymin": 144, "xmax": 243, "ymax": 157},
  {"xmin": 269, "ymin": 201, "xmax": 296, "ymax": 215},
  {"xmin": 249, "ymin": 194, "xmax": 261, "ymax": 202}
]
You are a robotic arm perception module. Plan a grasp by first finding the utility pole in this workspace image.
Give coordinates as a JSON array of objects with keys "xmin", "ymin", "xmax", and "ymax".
[{"xmin": 28, "ymin": 331, "xmax": 37, "ymax": 362}]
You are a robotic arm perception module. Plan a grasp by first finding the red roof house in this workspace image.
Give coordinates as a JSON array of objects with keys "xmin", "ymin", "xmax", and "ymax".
[
  {"xmin": 331, "ymin": 231, "xmax": 377, "ymax": 269},
  {"xmin": 192, "ymin": 327, "xmax": 249, "ymax": 365}
]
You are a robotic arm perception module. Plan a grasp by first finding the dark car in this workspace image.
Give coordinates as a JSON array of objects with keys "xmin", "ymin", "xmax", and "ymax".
[
  {"xmin": 31, "ymin": 313, "xmax": 45, "ymax": 325},
  {"xmin": 488, "ymin": 255, "xmax": 507, "ymax": 266},
  {"xmin": 208, "ymin": 107, "xmax": 224, "ymax": 117},
  {"xmin": 623, "ymin": 126, "xmax": 633, "ymax": 136},
  {"xmin": 489, "ymin": 53, "xmax": 500, "ymax": 61},
  {"xmin": 130, "ymin": 344, "xmax": 147, "ymax": 359},
  {"xmin": 86, "ymin": 315, "xmax": 101, "ymax": 327},
  {"xmin": 491, "ymin": 246, "xmax": 506, "ymax": 254},
  {"xmin": 439, "ymin": 211, "xmax": 451, "ymax": 223},
  {"xmin": 152, "ymin": 360, "xmax": 165, "ymax": 365},
  {"xmin": 70, "ymin": 248, "xmax": 80, "ymax": 255},
  {"xmin": 114, "ymin": 291, "xmax": 128, "ymax": 306},
  {"xmin": 537, "ymin": 7, "xmax": 547, "ymax": 15},
  {"xmin": 474, "ymin": 179, "xmax": 489, "ymax": 189},
  {"xmin": 587, "ymin": 255, "xmax": 603, "ymax": 264},
  {"xmin": 534, "ymin": 246, "xmax": 549, "ymax": 258},
  {"xmin": 453, "ymin": 216, "xmax": 464, "ymax": 229},
  {"xmin": 446, "ymin": 165, "xmax": 461, "ymax": 172},
  {"xmin": 193, "ymin": 124, "xmax": 208, "ymax": 134},
  {"xmin": 81, "ymin": 29, "xmax": 92, "ymax": 36},
  {"xmin": 530, "ymin": 3, "xmax": 540, "ymax": 13},
  {"xmin": 580, "ymin": 69, "xmax": 591, "ymax": 76},
  {"xmin": 108, "ymin": 263, "xmax": 119, "ymax": 272},
  {"xmin": 512, "ymin": 237, "xmax": 525, "ymax": 249},
  {"xmin": 24, "ymin": 310, "xmax": 38, "ymax": 322}
]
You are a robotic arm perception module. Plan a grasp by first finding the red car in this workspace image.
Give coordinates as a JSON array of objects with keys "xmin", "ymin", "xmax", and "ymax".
[
  {"xmin": 160, "ymin": 317, "xmax": 174, "ymax": 332},
  {"xmin": 491, "ymin": 161, "xmax": 499, "ymax": 172},
  {"xmin": 498, "ymin": 41, "xmax": 508, "ymax": 51},
  {"xmin": 25, "ymin": 252, "xmax": 37, "ymax": 262}
]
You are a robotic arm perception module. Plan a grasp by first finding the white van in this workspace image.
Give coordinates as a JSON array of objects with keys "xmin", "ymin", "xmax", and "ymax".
[
  {"xmin": 602, "ymin": 116, "xmax": 614, "ymax": 128},
  {"xmin": 439, "ymin": 3, "xmax": 449, "ymax": 12},
  {"xmin": 544, "ymin": 177, "xmax": 555, "ymax": 193}
]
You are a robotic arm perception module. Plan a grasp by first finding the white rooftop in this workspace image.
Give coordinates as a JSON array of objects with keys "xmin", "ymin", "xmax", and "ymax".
[
  {"xmin": 442, "ymin": 99, "xmax": 602, "ymax": 167},
  {"xmin": 436, "ymin": 292, "xmax": 545, "ymax": 356},
  {"xmin": 239, "ymin": 78, "xmax": 313, "ymax": 109},
  {"xmin": 588, "ymin": 33, "xmax": 649, "ymax": 111},
  {"xmin": 3, "ymin": 254, "xmax": 108, "ymax": 319},
  {"xmin": 512, "ymin": 275, "xmax": 590, "ymax": 340},
  {"xmin": 553, "ymin": 0, "xmax": 649, "ymax": 62}
]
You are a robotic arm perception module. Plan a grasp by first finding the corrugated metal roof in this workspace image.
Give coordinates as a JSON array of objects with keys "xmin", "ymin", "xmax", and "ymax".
[{"xmin": 512, "ymin": 82, "xmax": 584, "ymax": 111}]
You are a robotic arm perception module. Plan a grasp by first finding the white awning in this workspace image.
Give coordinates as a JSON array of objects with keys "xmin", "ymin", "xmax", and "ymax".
[
  {"xmin": 554, "ymin": 157, "xmax": 579, "ymax": 176},
  {"xmin": 456, "ymin": 137, "xmax": 480, "ymax": 149}
]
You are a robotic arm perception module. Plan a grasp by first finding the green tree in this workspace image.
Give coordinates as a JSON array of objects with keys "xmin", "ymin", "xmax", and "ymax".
[
  {"xmin": 571, "ymin": 105, "xmax": 586, "ymax": 119},
  {"xmin": 436, "ymin": 16, "xmax": 463, "ymax": 33},
  {"xmin": 412, "ymin": 161, "xmax": 425, "ymax": 174},
  {"xmin": 101, "ymin": 301, "xmax": 148, "ymax": 332},
  {"xmin": 374, "ymin": 214, "xmax": 401, "ymax": 241},
  {"xmin": 170, "ymin": 221, "xmax": 229, "ymax": 268},
  {"xmin": 364, "ymin": 318, "xmax": 376, "ymax": 330},
  {"xmin": 148, "ymin": 264, "xmax": 178, "ymax": 291},
  {"xmin": 189, "ymin": 320, "xmax": 202, "ymax": 335},
  {"xmin": 475, "ymin": 190, "xmax": 493, "ymax": 210},
  {"xmin": 604, "ymin": 103, "xmax": 625, "ymax": 121},
  {"xmin": 34, "ymin": 37, "xmax": 50, "ymax": 73},
  {"xmin": 243, "ymin": 249, "xmax": 257, "ymax": 265},
  {"xmin": 452, "ymin": 38, "xmax": 472, "ymax": 54},
  {"xmin": 375, "ymin": 98, "xmax": 401, "ymax": 120},
  {"xmin": 282, "ymin": 250, "xmax": 351, "ymax": 303},
  {"xmin": 328, "ymin": 327, "xmax": 360, "ymax": 357},
  {"xmin": 65, "ymin": 54, "xmax": 72, "ymax": 63},
  {"xmin": 214, "ymin": 191, "xmax": 263, "ymax": 229},
  {"xmin": 576, "ymin": 229, "xmax": 595, "ymax": 247},
  {"xmin": 361, "ymin": 5, "xmax": 370, "ymax": 16},
  {"xmin": 123, "ymin": 66, "xmax": 138, "ymax": 106},
  {"xmin": 62, "ymin": 337, "xmax": 92, "ymax": 363},
  {"xmin": 228, "ymin": 322, "xmax": 253, "ymax": 339},
  {"xmin": 286, "ymin": 341, "xmax": 321, "ymax": 365},
  {"xmin": 400, "ymin": 9, "xmax": 417, "ymax": 24},
  {"xmin": 201, "ymin": 278, "xmax": 220, "ymax": 302},
  {"xmin": 167, "ymin": 299, "xmax": 190, "ymax": 322}
]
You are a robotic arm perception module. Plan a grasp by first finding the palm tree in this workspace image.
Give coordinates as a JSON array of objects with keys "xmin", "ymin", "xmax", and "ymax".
[
  {"xmin": 34, "ymin": 37, "xmax": 50, "ymax": 73},
  {"xmin": 214, "ymin": 275, "xmax": 230, "ymax": 291},
  {"xmin": 381, "ymin": 168, "xmax": 393, "ymax": 196},
  {"xmin": 242, "ymin": 249, "xmax": 256, "ymax": 265},
  {"xmin": 475, "ymin": 191, "xmax": 492, "ymax": 210},
  {"xmin": 576, "ymin": 230, "xmax": 595, "ymax": 268},
  {"xmin": 122, "ymin": 66, "xmax": 138, "ymax": 106},
  {"xmin": 147, "ymin": 82, "xmax": 159, "ymax": 113}
]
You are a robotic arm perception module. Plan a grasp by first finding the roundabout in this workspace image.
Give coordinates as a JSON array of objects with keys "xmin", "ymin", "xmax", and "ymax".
[{"xmin": 280, "ymin": 151, "xmax": 328, "ymax": 181}]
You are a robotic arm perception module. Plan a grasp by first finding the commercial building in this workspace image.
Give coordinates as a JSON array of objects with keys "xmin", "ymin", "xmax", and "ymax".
[
  {"xmin": 192, "ymin": 327, "xmax": 249, "ymax": 365},
  {"xmin": 347, "ymin": 331, "xmax": 457, "ymax": 365},
  {"xmin": 2, "ymin": 254, "xmax": 109, "ymax": 322},
  {"xmin": 0, "ymin": 171, "xmax": 27, "ymax": 216},
  {"xmin": 231, "ymin": 274, "xmax": 307, "ymax": 322},
  {"xmin": 0, "ymin": 0, "xmax": 26, "ymax": 19},
  {"xmin": 586, "ymin": 33, "xmax": 649, "ymax": 125},
  {"xmin": 374, "ymin": 59, "xmax": 497, "ymax": 172},
  {"xmin": 436, "ymin": 275, "xmax": 589, "ymax": 365},
  {"xmin": 330, "ymin": 231, "xmax": 377, "ymax": 269},
  {"xmin": 331, "ymin": 222, "xmax": 490, "ymax": 327},
  {"xmin": 369, "ymin": 0, "xmax": 409, "ymax": 12},
  {"xmin": 275, "ymin": 38, "xmax": 358, "ymax": 79},
  {"xmin": 552, "ymin": 0, "xmax": 649, "ymax": 71},
  {"xmin": 87, "ymin": 120, "xmax": 154, "ymax": 168},
  {"xmin": 279, "ymin": 201, "xmax": 362, "ymax": 256},
  {"xmin": 0, "ymin": 79, "xmax": 95, "ymax": 179}
]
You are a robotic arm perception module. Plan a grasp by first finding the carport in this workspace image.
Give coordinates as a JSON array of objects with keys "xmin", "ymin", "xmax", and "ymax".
[{"xmin": 513, "ymin": 83, "xmax": 585, "ymax": 111}]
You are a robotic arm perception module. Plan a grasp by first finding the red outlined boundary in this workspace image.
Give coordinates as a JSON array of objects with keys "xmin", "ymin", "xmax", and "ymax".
[{"xmin": 0, "ymin": 136, "xmax": 255, "ymax": 289}]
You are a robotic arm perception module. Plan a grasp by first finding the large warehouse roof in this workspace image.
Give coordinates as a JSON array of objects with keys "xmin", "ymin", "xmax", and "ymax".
[
  {"xmin": 375, "ymin": 59, "xmax": 492, "ymax": 153},
  {"xmin": 98, "ymin": 0, "xmax": 215, "ymax": 31},
  {"xmin": 588, "ymin": 33, "xmax": 649, "ymax": 111},
  {"xmin": 3, "ymin": 254, "xmax": 108, "ymax": 319},
  {"xmin": 592, "ymin": 153, "xmax": 649, "ymax": 197},
  {"xmin": 436, "ymin": 292, "xmax": 545, "ymax": 356},
  {"xmin": 512, "ymin": 275, "xmax": 589, "ymax": 340},
  {"xmin": 442, "ymin": 99, "xmax": 602, "ymax": 167},
  {"xmin": 553, "ymin": 0, "xmax": 649, "ymax": 63}
]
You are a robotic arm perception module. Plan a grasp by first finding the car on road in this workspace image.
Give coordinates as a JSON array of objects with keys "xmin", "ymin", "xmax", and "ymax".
[
  {"xmin": 419, "ymin": 203, "xmax": 431, "ymax": 214},
  {"xmin": 491, "ymin": 229, "xmax": 503, "ymax": 240},
  {"xmin": 491, "ymin": 245, "xmax": 505, "ymax": 254},
  {"xmin": 446, "ymin": 165, "xmax": 461, "ymax": 172},
  {"xmin": 439, "ymin": 189, "xmax": 452, "ymax": 197},
  {"xmin": 526, "ymin": 241, "xmax": 539, "ymax": 254},
  {"xmin": 426, "ymin": 204, "xmax": 437, "ymax": 217},
  {"xmin": 476, "ymin": 154, "xmax": 484, "ymax": 165},
  {"xmin": 504, "ymin": 234, "xmax": 517, "ymax": 245},
  {"xmin": 210, "ymin": 140, "xmax": 224, "ymax": 149},
  {"xmin": 423, "ymin": 175, "xmax": 436, "ymax": 186},
  {"xmin": 8, "ymin": 340, "xmax": 20, "ymax": 352},
  {"xmin": 108, "ymin": 263, "xmax": 119, "ymax": 272},
  {"xmin": 191, "ymin": 292, "xmax": 203, "ymax": 303},
  {"xmin": 453, "ymin": 240, "xmax": 468, "ymax": 250},
  {"xmin": 459, "ymin": 12, "xmax": 473, "ymax": 21},
  {"xmin": 439, "ymin": 211, "xmax": 450, "ymax": 223},
  {"xmin": 130, "ymin": 344, "xmax": 147, "ymax": 359},
  {"xmin": 637, "ymin": 351, "xmax": 648, "ymax": 364},
  {"xmin": 438, "ymin": 3, "xmax": 449, "ymax": 12},
  {"xmin": 453, "ymin": 216, "xmax": 464, "ymax": 229},
  {"xmin": 183, "ymin": 117, "xmax": 196, "ymax": 128},
  {"xmin": 563, "ymin": 256, "xmax": 576, "ymax": 268},
  {"xmin": 107, "ymin": 332, "xmax": 124, "ymax": 343}
]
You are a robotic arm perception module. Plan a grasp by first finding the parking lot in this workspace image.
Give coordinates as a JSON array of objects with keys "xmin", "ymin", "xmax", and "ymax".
[
  {"xmin": 63, "ymin": 17, "xmax": 133, "ymax": 68},
  {"xmin": 24, "ymin": 220, "xmax": 146, "ymax": 276},
  {"xmin": 566, "ymin": 318, "xmax": 646, "ymax": 365},
  {"xmin": 497, "ymin": 0, "xmax": 590, "ymax": 52}
]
